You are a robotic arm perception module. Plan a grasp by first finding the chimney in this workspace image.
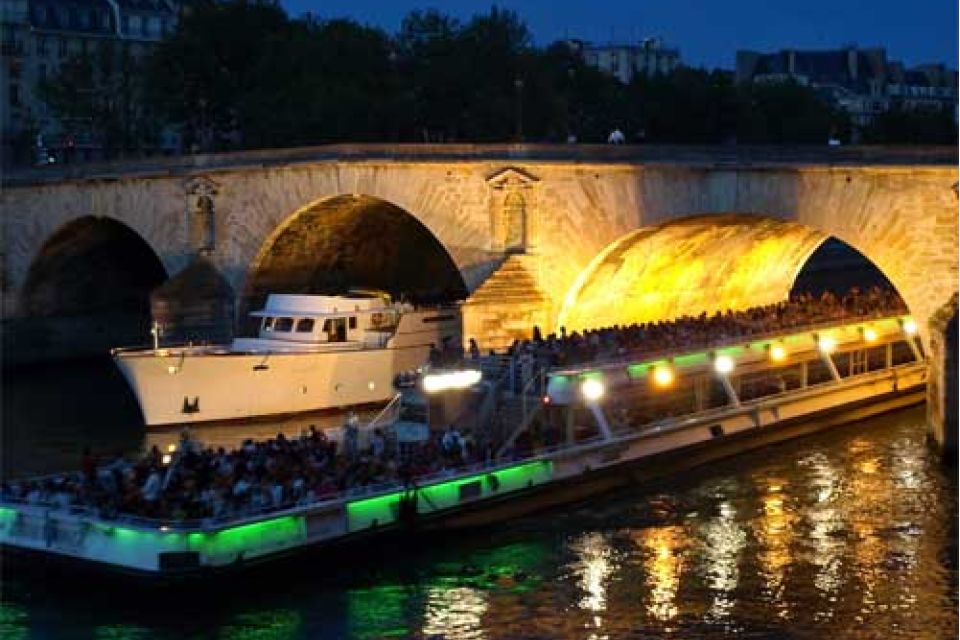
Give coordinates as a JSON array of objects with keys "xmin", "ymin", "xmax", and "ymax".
[{"xmin": 847, "ymin": 47, "xmax": 858, "ymax": 81}]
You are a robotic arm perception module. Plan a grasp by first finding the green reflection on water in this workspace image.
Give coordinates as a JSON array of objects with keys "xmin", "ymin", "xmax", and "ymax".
[
  {"xmin": 217, "ymin": 609, "xmax": 302, "ymax": 640},
  {"xmin": 0, "ymin": 601, "xmax": 28, "ymax": 640},
  {"xmin": 345, "ymin": 539, "xmax": 550, "ymax": 639},
  {"xmin": 347, "ymin": 584, "xmax": 418, "ymax": 640},
  {"xmin": 94, "ymin": 624, "xmax": 155, "ymax": 639}
]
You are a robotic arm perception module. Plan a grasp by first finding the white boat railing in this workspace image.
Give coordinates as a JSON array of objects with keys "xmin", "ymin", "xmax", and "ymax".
[{"xmin": 549, "ymin": 312, "xmax": 912, "ymax": 376}]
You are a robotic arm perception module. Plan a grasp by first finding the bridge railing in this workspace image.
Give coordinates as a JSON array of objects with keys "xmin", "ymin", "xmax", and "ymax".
[{"xmin": 5, "ymin": 144, "xmax": 956, "ymax": 187}]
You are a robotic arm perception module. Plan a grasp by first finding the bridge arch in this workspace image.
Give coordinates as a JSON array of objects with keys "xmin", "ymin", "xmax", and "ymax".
[
  {"xmin": 7, "ymin": 216, "xmax": 168, "ymax": 361},
  {"xmin": 240, "ymin": 194, "xmax": 469, "ymax": 321},
  {"xmin": 556, "ymin": 214, "xmax": 914, "ymax": 333},
  {"xmin": 19, "ymin": 216, "xmax": 168, "ymax": 318}
]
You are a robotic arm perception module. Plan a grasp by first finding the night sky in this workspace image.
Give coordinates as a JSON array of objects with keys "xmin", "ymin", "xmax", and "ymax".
[{"xmin": 281, "ymin": 0, "xmax": 958, "ymax": 70}]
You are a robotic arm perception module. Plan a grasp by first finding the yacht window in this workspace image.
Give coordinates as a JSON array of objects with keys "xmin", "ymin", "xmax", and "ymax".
[
  {"xmin": 296, "ymin": 318, "xmax": 315, "ymax": 333},
  {"xmin": 322, "ymin": 319, "xmax": 330, "ymax": 333},
  {"xmin": 273, "ymin": 317, "xmax": 293, "ymax": 332},
  {"xmin": 262, "ymin": 317, "xmax": 274, "ymax": 331},
  {"xmin": 349, "ymin": 316, "xmax": 357, "ymax": 329}
]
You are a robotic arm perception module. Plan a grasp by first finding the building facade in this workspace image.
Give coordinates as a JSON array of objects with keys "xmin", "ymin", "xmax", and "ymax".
[
  {"xmin": 1, "ymin": 0, "xmax": 181, "ymax": 167},
  {"xmin": 574, "ymin": 37, "xmax": 680, "ymax": 84},
  {"xmin": 736, "ymin": 45, "xmax": 958, "ymax": 132}
]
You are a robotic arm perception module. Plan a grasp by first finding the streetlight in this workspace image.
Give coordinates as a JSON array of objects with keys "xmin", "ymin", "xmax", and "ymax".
[
  {"xmin": 769, "ymin": 344, "xmax": 788, "ymax": 362},
  {"xmin": 713, "ymin": 354, "xmax": 735, "ymax": 374},
  {"xmin": 817, "ymin": 335, "xmax": 837, "ymax": 354},
  {"xmin": 580, "ymin": 378, "xmax": 605, "ymax": 402},
  {"xmin": 652, "ymin": 364, "xmax": 675, "ymax": 388},
  {"xmin": 901, "ymin": 318, "xmax": 918, "ymax": 336},
  {"xmin": 579, "ymin": 376, "xmax": 612, "ymax": 441},
  {"xmin": 421, "ymin": 369, "xmax": 482, "ymax": 393}
]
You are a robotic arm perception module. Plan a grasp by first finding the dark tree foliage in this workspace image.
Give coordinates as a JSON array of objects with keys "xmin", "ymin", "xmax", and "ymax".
[
  {"xmin": 736, "ymin": 81, "xmax": 850, "ymax": 144},
  {"xmin": 862, "ymin": 107, "xmax": 958, "ymax": 144},
  {"xmin": 40, "ymin": 42, "xmax": 159, "ymax": 158},
  {"xmin": 120, "ymin": 1, "xmax": 949, "ymax": 150},
  {"xmin": 146, "ymin": 0, "xmax": 293, "ymax": 151}
]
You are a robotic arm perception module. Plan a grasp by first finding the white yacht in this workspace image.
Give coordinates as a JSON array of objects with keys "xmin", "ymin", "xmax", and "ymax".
[{"xmin": 113, "ymin": 292, "xmax": 461, "ymax": 426}]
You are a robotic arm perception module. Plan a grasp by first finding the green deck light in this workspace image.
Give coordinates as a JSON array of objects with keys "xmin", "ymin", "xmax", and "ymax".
[
  {"xmin": 187, "ymin": 515, "xmax": 305, "ymax": 557},
  {"xmin": 347, "ymin": 460, "xmax": 554, "ymax": 531}
]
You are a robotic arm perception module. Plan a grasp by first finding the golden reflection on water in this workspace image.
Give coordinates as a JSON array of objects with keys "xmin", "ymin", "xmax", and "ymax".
[
  {"xmin": 800, "ymin": 451, "xmax": 844, "ymax": 620},
  {"xmin": 637, "ymin": 525, "xmax": 684, "ymax": 621},
  {"xmin": 421, "ymin": 586, "xmax": 488, "ymax": 640},
  {"xmin": 702, "ymin": 499, "xmax": 747, "ymax": 621},
  {"xmin": 567, "ymin": 531, "xmax": 617, "ymax": 639},
  {"xmin": 754, "ymin": 478, "xmax": 795, "ymax": 619}
]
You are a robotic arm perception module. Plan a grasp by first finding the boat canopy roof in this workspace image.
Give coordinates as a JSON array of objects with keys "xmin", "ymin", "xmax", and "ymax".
[{"xmin": 250, "ymin": 293, "xmax": 393, "ymax": 318}]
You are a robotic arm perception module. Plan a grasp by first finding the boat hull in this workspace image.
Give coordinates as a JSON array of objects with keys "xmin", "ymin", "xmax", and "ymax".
[{"xmin": 114, "ymin": 345, "xmax": 428, "ymax": 426}]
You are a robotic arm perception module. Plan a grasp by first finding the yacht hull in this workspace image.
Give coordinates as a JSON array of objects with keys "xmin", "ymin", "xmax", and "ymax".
[{"xmin": 114, "ymin": 345, "xmax": 428, "ymax": 426}]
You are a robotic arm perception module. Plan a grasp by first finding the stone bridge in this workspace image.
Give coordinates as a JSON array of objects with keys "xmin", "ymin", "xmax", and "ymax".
[{"xmin": 2, "ymin": 144, "xmax": 957, "ymax": 449}]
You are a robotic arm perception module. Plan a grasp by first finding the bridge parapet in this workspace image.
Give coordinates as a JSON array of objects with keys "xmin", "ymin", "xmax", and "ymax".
[{"xmin": 3, "ymin": 144, "xmax": 957, "ymax": 188}]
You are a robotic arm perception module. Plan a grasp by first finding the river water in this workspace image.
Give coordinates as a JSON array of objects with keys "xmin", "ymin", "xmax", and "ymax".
[{"xmin": 1, "ymin": 358, "xmax": 957, "ymax": 639}]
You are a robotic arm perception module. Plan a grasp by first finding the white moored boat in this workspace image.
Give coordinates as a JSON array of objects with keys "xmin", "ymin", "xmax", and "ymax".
[{"xmin": 113, "ymin": 292, "xmax": 461, "ymax": 426}]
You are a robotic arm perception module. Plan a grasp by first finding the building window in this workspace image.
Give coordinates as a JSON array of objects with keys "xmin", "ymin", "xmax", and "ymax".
[
  {"xmin": 9, "ymin": 84, "xmax": 19, "ymax": 107},
  {"xmin": 121, "ymin": 15, "xmax": 129, "ymax": 33},
  {"xmin": 38, "ymin": 64, "xmax": 46, "ymax": 81},
  {"xmin": 58, "ymin": 37, "xmax": 67, "ymax": 58},
  {"xmin": 142, "ymin": 16, "xmax": 151, "ymax": 37},
  {"xmin": 37, "ymin": 37, "xmax": 48, "ymax": 56}
]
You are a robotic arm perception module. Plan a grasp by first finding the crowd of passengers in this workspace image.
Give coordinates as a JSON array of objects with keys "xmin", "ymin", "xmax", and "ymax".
[
  {"xmin": 486, "ymin": 287, "xmax": 907, "ymax": 377},
  {"xmin": 3, "ymin": 286, "xmax": 906, "ymax": 522},
  {"xmin": 0, "ymin": 421, "xmax": 485, "ymax": 522}
]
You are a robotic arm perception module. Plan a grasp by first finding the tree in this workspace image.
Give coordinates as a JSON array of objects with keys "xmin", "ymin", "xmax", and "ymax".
[
  {"xmin": 862, "ymin": 107, "xmax": 958, "ymax": 144},
  {"xmin": 736, "ymin": 80, "xmax": 848, "ymax": 144},
  {"xmin": 39, "ymin": 42, "xmax": 158, "ymax": 159},
  {"xmin": 147, "ymin": 0, "xmax": 292, "ymax": 151}
]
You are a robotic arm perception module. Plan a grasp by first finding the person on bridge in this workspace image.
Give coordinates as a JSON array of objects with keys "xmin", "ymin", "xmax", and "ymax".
[{"xmin": 607, "ymin": 128, "xmax": 626, "ymax": 144}]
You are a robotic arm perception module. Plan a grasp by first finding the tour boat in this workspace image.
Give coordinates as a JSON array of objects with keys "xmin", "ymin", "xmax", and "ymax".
[
  {"xmin": 1, "ymin": 315, "xmax": 925, "ymax": 580},
  {"xmin": 113, "ymin": 292, "xmax": 461, "ymax": 426}
]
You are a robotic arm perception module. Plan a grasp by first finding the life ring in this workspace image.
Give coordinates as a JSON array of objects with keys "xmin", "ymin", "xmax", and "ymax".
[{"xmin": 371, "ymin": 312, "xmax": 385, "ymax": 327}]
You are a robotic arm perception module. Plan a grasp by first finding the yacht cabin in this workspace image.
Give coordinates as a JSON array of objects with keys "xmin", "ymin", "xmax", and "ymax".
[{"xmin": 248, "ymin": 293, "xmax": 402, "ymax": 347}]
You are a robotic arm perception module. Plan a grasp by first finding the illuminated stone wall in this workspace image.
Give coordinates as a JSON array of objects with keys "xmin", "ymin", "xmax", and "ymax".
[{"xmin": 557, "ymin": 215, "xmax": 826, "ymax": 332}]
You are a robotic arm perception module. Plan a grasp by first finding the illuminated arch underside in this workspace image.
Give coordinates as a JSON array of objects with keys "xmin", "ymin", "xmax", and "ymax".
[
  {"xmin": 243, "ymin": 195, "xmax": 467, "ymax": 317},
  {"xmin": 558, "ymin": 214, "xmax": 828, "ymax": 332}
]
